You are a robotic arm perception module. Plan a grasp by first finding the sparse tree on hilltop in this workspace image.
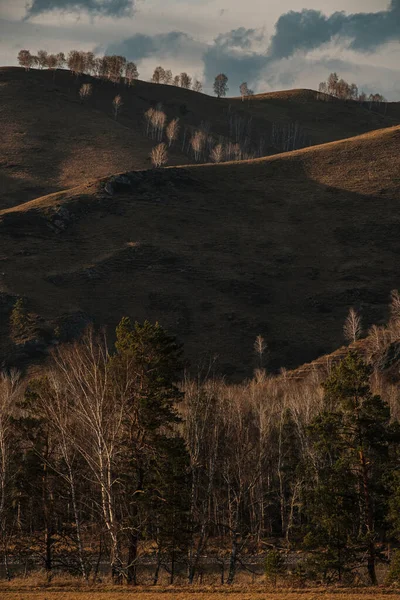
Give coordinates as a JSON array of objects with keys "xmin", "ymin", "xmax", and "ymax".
[
  {"xmin": 152, "ymin": 66, "xmax": 166, "ymax": 84},
  {"xmin": 240, "ymin": 82, "xmax": 249, "ymax": 101},
  {"xmin": 173, "ymin": 75, "xmax": 180, "ymax": 87},
  {"xmin": 56, "ymin": 52, "xmax": 66, "ymax": 69},
  {"xmin": 17, "ymin": 49, "xmax": 35, "ymax": 71},
  {"xmin": 164, "ymin": 69, "xmax": 173, "ymax": 85},
  {"xmin": 193, "ymin": 79, "xmax": 203, "ymax": 93},
  {"xmin": 37, "ymin": 49, "xmax": 48, "ymax": 70},
  {"xmin": 125, "ymin": 61, "xmax": 138, "ymax": 86},
  {"xmin": 214, "ymin": 73, "xmax": 229, "ymax": 98},
  {"xmin": 67, "ymin": 50, "xmax": 84, "ymax": 77},
  {"xmin": 150, "ymin": 143, "xmax": 168, "ymax": 168},
  {"xmin": 180, "ymin": 72, "xmax": 192, "ymax": 89}
]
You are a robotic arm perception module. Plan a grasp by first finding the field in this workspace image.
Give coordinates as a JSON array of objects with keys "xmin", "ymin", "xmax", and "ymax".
[{"xmin": 1, "ymin": 585, "xmax": 400, "ymax": 600}]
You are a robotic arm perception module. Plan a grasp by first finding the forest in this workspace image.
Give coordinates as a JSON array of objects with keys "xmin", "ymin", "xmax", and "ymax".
[{"xmin": 2, "ymin": 292, "xmax": 400, "ymax": 587}]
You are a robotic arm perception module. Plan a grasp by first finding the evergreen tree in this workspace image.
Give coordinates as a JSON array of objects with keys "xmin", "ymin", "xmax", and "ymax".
[
  {"xmin": 111, "ymin": 319, "xmax": 188, "ymax": 584},
  {"xmin": 304, "ymin": 352, "xmax": 394, "ymax": 584}
]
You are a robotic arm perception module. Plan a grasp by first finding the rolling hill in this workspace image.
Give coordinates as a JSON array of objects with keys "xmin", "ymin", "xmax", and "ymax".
[
  {"xmin": 0, "ymin": 124, "xmax": 399, "ymax": 375},
  {"xmin": 1, "ymin": 67, "xmax": 399, "ymax": 210}
]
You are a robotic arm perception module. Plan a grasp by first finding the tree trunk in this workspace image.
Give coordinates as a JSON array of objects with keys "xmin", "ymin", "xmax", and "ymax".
[
  {"xmin": 359, "ymin": 449, "xmax": 377, "ymax": 585},
  {"xmin": 127, "ymin": 531, "xmax": 138, "ymax": 585},
  {"xmin": 227, "ymin": 531, "xmax": 239, "ymax": 584}
]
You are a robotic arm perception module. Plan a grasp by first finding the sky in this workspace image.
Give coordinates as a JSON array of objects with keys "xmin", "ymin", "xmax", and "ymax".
[{"xmin": 0, "ymin": 0, "xmax": 399, "ymax": 99}]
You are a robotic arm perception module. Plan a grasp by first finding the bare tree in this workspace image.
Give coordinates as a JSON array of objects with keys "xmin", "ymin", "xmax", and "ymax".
[
  {"xmin": 239, "ymin": 82, "xmax": 249, "ymax": 101},
  {"xmin": 151, "ymin": 66, "xmax": 166, "ymax": 84},
  {"xmin": 390, "ymin": 289, "xmax": 400, "ymax": 324},
  {"xmin": 125, "ymin": 61, "xmax": 138, "ymax": 86},
  {"xmin": 210, "ymin": 143, "xmax": 224, "ymax": 163},
  {"xmin": 17, "ymin": 49, "xmax": 35, "ymax": 71},
  {"xmin": 254, "ymin": 334, "xmax": 267, "ymax": 369},
  {"xmin": 214, "ymin": 73, "xmax": 229, "ymax": 98},
  {"xmin": 52, "ymin": 329, "xmax": 128, "ymax": 581},
  {"xmin": 112, "ymin": 95, "xmax": 123, "ymax": 120},
  {"xmin": 173, "ymin": 75, "xmax": 180, "ymax": 87},
  {"xmin": 79, "ymin": 83, "xmax": 93, "ymax": 103},
  {"xmin": 180, "ymin": 72, "xmax": 192, "ymax": 89},
  {"xmin": 46, "ymin": 54, "xmax": 58, "ymax": 70},
  {"xmin": 191, "ymin": 130, "xmax": 206, "ymax": 162},
  {"xmin": 67, "ymin": 50, "xmax": 85, "ymax": 77},
  {"xmin": 193, "ymin": 79, "xmax": 203, "ymax": 93},
  {"xmin": 107, "ymin": 55, "xmax": 126, "ymax": 83},
  {"xmin": 56, "ymin": 52, "xmax": 66, "ymax": 69},
  {"xmin": 154, "ymin": 106, "xmax": 166, "ymax": 141},
  {"xmin": 164, "ymin": 69, "xmax": 173, "ymax": 85},
  {"xmin": 166, "ymin": 118, "xmax": 180, "ymax": 147},
  {"xmin": 83, "ymin": 51, "xmax": 96, "ymax": 75},
  {"xmin": 37, "ymin": 49, "xmax": 48, "ymax": 69},
  {"xmin": 150, "ymin": 143, "xmax": 168, "ymax": 168},
  {"xmin": 344, "ymin": 307, "xmax": 362, "ymax": 344}
]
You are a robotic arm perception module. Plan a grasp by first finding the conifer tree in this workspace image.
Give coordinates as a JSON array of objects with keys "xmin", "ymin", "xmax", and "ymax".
[
  {"xmin": 304, "ymin": 352, "xmax": 394, "ymax": 584},
  {"xmin": 111, "ymin": 319, "xmax": 188, "ymax": 584}
]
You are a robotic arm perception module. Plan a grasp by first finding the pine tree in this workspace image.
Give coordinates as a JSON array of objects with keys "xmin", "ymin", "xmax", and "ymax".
[
  {"xmin": 111, "ymin": 318, "xmax": 188, "ymax": 584},
  {"xmin": 304, "ymin": 352, "xmax": 394, "ymax": 584}
]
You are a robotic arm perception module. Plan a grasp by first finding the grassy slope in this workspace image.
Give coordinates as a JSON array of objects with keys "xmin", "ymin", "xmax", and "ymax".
[
  {"xmin": 0, "ymin": 125, "xmax": 399, "ymax": 375},
  {"xmin": 1, "ymin": 67, "xmax": 399, "ymax": 209}
]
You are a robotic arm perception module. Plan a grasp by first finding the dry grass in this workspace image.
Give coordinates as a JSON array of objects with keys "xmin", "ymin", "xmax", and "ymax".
[
  {"xmin": 1, "ymin": 585, "xmax": 400, "ymax": 600},
  {"xmin": 1, "ymin": 67, "xmax": 399, "ymax": 210},
  {"xmin": 0, "ymin": 125, "xmax": 399, "ymax": 375},
  {"xmin": 0, "ymin": 574, "xmax": 399, "ymax": 599}
]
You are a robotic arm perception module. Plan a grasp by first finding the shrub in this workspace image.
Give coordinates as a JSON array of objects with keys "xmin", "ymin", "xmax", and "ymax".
[
  {"xmin": 10, "ymin": 298, "xmax": 30, "ymax": 339},
  {"xmin": 387, "ymin": 549, "xmax": 400, "ymax": 584},
  {"xmin": 265, "ymin": 550, "xmax": 285, "ymax": 586}
]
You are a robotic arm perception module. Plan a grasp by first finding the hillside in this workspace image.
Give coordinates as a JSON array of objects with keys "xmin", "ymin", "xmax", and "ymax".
[
  {"xmin": 1, "ymin": 67, "xmax": 399, "ymax": 209},
  {"xmin": 0, "ymin": 125, "xmax": 399, "ymax": 375}
]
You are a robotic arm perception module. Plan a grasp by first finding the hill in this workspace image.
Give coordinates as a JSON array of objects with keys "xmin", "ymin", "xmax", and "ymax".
[
  {"xmin": 0, "ymin": 125, "xmax": 399, "ymax": 375},
  {"xmin": 1, "ymin": 67, "xmax": 399, "ymax": 209}
]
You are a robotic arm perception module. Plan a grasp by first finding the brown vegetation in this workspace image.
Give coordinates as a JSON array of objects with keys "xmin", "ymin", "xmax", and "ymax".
[
  {"xmin": 0, "ymin": 125, "xmax": 399, "ymax": 376},
  {"xmin": 1, "ymin": 67, "xmax": 399, "ymax": 210}
]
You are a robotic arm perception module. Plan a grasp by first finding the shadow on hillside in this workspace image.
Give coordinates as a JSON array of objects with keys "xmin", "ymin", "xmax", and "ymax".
[
  {"xmin": 2, "ymin": 67, "xmax": 399, "ymax": 210},
  {"xmin": 0, "ymin": 154, "xmax": 399, "ymax": 378}
]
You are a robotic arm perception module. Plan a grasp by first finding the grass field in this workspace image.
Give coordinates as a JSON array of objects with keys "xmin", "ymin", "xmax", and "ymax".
[{"xmin": 1, "ymin": 587, "xmax": 400, "ymax": 600}]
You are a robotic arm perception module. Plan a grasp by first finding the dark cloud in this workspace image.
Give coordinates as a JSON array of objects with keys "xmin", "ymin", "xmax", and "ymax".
[
  {"xmin": 269, "ymin": 0, "xmax": 399, "ymax": 59},
  {"xmin": 25, "ymin": 0, "xmax": 134, "ymax": 18},
  {"xmin": 103, "ymin": 31, "xmax": 203, "ymax": 61},
  {"xmin": 203, "ymin": 28, "xmax": 265, "ymax": 91},
  {"xmin": 96, "ymin": 1, "xmax": 398, "ymax": 99},
  {"xmin": 214, "ymin": 27, "xmax": 263, "ymax": 50}
]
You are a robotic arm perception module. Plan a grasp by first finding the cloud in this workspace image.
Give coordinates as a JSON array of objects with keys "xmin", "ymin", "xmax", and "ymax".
[
  {"xmin": 25, "ymin": 0, "xmax": 134, "ymax": 19},
  {"xmin": 103, "ymin": 30, "xmax": 205, "ymax": 61},
  {"xmin": 203, "ymin": 28, "xmax": 266, "ymax": 91},
  {"xmin": 95, "ymin": 1, "xmax": 400, "ymax": 99},
  {"xmin": 268, "ymin": 0, "xmax": 400, "ymax": 59}
]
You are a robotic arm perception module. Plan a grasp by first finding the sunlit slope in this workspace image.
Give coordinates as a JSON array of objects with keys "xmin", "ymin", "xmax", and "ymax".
[{"xmin": 1, "ymin": 67, "xmax": 399, "ymax": 209}]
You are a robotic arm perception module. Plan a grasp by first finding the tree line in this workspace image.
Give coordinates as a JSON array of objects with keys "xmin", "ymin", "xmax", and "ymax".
[
  {"xmin": 318, "ymin": 72, "xmax": 386, "ymax": 104},
  {"xmin": 16, "ymin": 49, "xmax": 249, "ymax": 102},
  {"xmin": 2, "ymin": 293, "xmax": 400, "ymax": 585}
]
